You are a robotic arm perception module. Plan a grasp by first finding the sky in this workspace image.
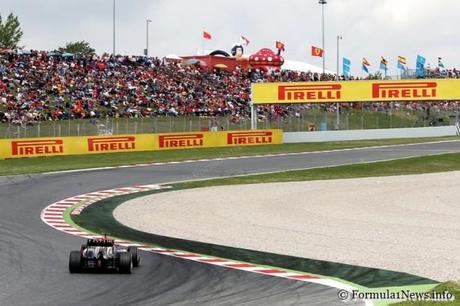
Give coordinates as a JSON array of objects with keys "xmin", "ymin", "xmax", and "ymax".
[{"xmin": 2, "ymin": 0, "xmax": 459, "ymax": 76}]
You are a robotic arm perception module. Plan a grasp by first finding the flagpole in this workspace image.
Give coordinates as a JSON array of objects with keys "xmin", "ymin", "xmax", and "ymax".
[
  {"xmin": 319, "ymin": 0, "xmax": 327, "ymax": 76},
  {"xmin": 201, "ymin": 35, "xmax": 204, "ymax": 55},
  {"xmin": 336, "ymin": 35, "xmax": 342, "ymax": 130},
  {"xmin": 112, "ymin": 0, "xmax": 116, "ymax": 55}
]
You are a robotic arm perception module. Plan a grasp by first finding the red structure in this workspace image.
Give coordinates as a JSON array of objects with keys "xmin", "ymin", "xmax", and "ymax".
[
  {"xmin": 248, "ymin": 48, "xmax": 284, "ymax": 71},
  {"xmin": 180, "ymin": 55, "xmax": 243, "ymax": 72},
  {"xmin": 180, "ymin": 48, "xmax": 283, "ymax": 72}
]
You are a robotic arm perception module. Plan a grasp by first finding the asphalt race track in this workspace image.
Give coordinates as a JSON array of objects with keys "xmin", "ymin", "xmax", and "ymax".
[{"xmin": 1, "ymin": 140, "xmax": 459, "ymax": 306}]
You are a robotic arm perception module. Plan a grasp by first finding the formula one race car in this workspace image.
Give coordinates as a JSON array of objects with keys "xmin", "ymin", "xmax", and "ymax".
[{"xmin": 69, "ymin": 236, "xmax": 140, "ymax": 273}]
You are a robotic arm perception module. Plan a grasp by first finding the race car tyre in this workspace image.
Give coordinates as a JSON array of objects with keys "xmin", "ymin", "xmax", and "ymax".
[
  {"xmin": 69, "ymin": 250, "xmax": 82, "ymax": 273},
  {"xmin": 127, "ymin": 247, "xmax": 140, "ymax": 267},
  {"xmin": 119, "ymin": 252, "xmax": 132, "ymax": 274}
]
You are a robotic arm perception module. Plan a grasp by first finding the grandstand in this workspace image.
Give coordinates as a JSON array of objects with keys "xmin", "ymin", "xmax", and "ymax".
[{"xmin": 0, "ymin": 50, "xmax": 458, "ymax": 137}]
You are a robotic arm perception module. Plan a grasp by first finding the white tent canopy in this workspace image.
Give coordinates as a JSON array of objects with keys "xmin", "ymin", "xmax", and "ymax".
[
  {"xmin": 165, "ymin": 54, "xmax": 182, "ymax": 60},
  {"xmin": 282, "ymin": 60, "xmax": 335, "ymax": 74}
]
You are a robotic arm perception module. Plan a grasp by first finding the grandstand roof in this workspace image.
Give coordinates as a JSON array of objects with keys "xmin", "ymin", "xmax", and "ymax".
[{"xmin": 282, "ymin": 60, "xmax": 335, "ymax": 74}]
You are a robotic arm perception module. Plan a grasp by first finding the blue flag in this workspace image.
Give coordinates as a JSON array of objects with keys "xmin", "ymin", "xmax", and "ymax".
[
  {"xmin": 416, "ymin": 55, "xmax": 426, "ymax": 77},
  {"xmin": 362, "ymin": 58, "xmax": 370, "ymax": 73},
  {"xmin": 380, "ymin": 57, "xmax": 388, "ymax": 70},
  {"xmin": 362, "ymin": 64, "xmax": 369, "ymax": 73},
  {"xmin": 438, "ymin": 57, "xmax": 445, "ymax": 69},
  {"xmin": 342, "ymin": 57, "xmax": 351, "ymax": 78}
]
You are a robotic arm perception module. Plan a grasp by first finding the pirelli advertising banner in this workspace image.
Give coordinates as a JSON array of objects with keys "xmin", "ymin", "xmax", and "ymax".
[
  {"xmin": 156, "ymin": 130, "xmax": 281, "ymax": 150},
  {"xmin": 251, "ymin": 79, "xmax": 460, "ymax": 104},
  {"xmin": 0, "ymin": 129, "xmax": 282, "ymax": 159}
]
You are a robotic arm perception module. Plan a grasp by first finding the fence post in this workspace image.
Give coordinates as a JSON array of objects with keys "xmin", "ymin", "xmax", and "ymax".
[
  {"xmin": 390, "ymin": 102, "xmax": 393, "ymax": 128},
  {"xmin": 299, "ymin": 113, "xmax": 302, "ymax": 132},
  {"xmin": 6, "ymin": 122, "xmax": 11, "ymax": 138},
  {"xmin": 456, "ymin": 103, "xmax": 459, "ymax": 124},
  {"xmin": 77, "ymin": 123, "xmax": 80, "ymax": 136},
  {"xmin": 58, "ymin": 123, "xmax": 61, "ymax": 137},
  {"xmin": 324, "ymin": 110, "xmax": 328, "ymax": 130}
]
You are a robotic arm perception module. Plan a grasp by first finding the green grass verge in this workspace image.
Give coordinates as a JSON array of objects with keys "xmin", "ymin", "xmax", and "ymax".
[
  {"xmin": 391, "ymin": 281, "xmax": 460, "ymax": 305},
  {"xmin": 0, "ymin": 136, "xmax": 458, "ymax": 176},
  {"xmin": 174, "ymin": 152, "xmax": 460, "ymax": 188}
]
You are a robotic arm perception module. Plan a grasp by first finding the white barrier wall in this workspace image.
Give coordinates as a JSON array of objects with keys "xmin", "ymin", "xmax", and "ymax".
[{"xmin": 284, "ymin": 126, "xmax": 459, "ymax": 143}]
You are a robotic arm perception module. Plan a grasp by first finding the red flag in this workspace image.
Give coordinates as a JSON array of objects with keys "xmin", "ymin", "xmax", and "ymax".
[
  {"xmin": 203, "ymin": 31, "xmax": 212, "ymax": 40},
  {"xmin": 311, "ymin": 46, "xmax": 324, "ymax": 57},
  {"xmin": 275, "ymin": 41, "xmax": 285, "ymax": 51}
]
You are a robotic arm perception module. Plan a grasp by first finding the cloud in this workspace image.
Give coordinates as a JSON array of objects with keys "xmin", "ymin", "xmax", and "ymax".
[{"xmin": 2, "ymin": 0, "xmax": 459, "ymax": 76}]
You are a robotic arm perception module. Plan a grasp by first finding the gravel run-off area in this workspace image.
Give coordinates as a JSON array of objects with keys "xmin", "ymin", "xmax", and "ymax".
[{"xmin": 114, "ymin": 171, "xmax": 460, "ymax": 281}]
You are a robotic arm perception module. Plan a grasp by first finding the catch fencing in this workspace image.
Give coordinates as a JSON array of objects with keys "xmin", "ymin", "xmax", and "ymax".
[{"xmin": 1, "ymin": 108, "xmax": 458, "ymax": 139}]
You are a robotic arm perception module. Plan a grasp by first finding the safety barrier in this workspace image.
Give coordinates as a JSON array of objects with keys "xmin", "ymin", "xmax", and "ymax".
[
  {"xmin": 284, "ymin": 126, "xmax": 458, "ymax": 143},
  {"xmin": 0, "ymin": 129, "xmax": 282, "ymax": 159}
]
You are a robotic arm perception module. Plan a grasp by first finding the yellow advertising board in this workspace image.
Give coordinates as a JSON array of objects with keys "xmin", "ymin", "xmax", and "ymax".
[
  {"xmin": 0, "ymin": 134, "xmax": 156, "ymax": 159},
  {"xmin": 0, "ymin": 130, "xmax": 282, "ymax": 159},
  {"xmin": 155, "ymin": 130, "xmax": 281, "ymax": 150},
  {"xmin": 251, "ymin": 79, "xmax": 460, "ymax": 104}
]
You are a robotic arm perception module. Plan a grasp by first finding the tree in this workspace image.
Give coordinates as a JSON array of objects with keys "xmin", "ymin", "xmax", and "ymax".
[
  {"xmin": 58, "ymin": 41, "xmax": 95, "ymax": 54},
  {"xmin": 366, "ymin": 71, "xmax": 384, "ymax": 80},
  {"xmin": 0, "ymin": 13, "xmax": 23, "ymax": 49}
]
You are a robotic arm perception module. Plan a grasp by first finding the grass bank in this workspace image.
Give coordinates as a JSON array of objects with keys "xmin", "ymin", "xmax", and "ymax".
[
  {"xmin": 0, "ymin": 136, "xmax": 458, "ymax": 176},
  {"xmin": 174, "ymin": 152, "xmax": 460, "ymax": 188},
  {"xmin": 391, "ymin": 281, "xmax": 460, "ymax": 305}
]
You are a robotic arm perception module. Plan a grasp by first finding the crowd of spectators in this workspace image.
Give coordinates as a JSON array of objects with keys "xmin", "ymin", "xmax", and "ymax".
[{"xmin": 0, "ymin": 50, "xmax": 458, "ymax": 125}]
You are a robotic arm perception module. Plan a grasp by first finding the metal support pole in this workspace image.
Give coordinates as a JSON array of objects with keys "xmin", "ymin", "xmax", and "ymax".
[
  {"xmin": 250, "ymin": 102, "xmax": 256, "ymax": 130},
  {"xmin": 113, "ymin": 0, "xmax": 116, "ymax": 55},
  {"xmin": 336, "ymin": 36, "xmax": 340, "ymax": 81},
  {"xmin": 336, "ymin": 35, "xmax": 342, "ymax": 130},
  {"xmin": 319, "ymin": 0, "xmax": 327, "ymax": 75},
  {"xmin": 146, "ymin": 19, "xmax": 152, "ymax": 56}
]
